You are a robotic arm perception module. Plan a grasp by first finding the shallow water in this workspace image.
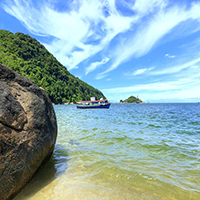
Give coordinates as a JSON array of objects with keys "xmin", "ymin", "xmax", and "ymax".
[{"xmin": 15, "ymin": 103, "xmax": 200, "ymax": 200}]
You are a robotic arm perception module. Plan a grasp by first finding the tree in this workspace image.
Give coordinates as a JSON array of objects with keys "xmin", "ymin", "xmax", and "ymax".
[
  {"xmin": 121, "ymin": 96, "xmax": 143, "ymax": 103},
  {"xmin": 0, "ymin": 30, "xmax": 106, "ymax": 104}
]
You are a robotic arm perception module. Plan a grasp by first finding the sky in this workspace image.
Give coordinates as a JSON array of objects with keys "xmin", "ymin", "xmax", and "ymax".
[{"xmin": 0, "ymin": 0, "xmax": 200, "ymax": 103}]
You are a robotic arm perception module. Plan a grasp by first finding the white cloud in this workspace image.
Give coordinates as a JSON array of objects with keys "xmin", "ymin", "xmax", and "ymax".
[
  {"xmin": 165, "ymin": 54, "xmax": 176, "ymax": 58},
  {"xmin": 3, "ymin": 0, "xmax": 200, "ymax": 79},
  {"xmin": 131, "ymin": 67, "xmax": 155, "ymax": 76},
  {"xmin": 139, "ymin": 85, "xmax": 200, "ymax": 102},
  {"xmin": 132, "ymin": 68, "xmax": 147, "ymax": 75},
  {"xmin": 102, "ymin": 78, "xmax": 195, "ymax": 94},
  {"xmin": 2, "ymin": 0, "xmax": 135, "ymax": 70},
  {"xmin": 102, "ymin": 60, "xmax": 200, "ymax": 102},
  {"xmin": 85, "ymin": 57, "xmax": 109, "ymax": 75},
  {"xmin": 131, "ymin": 0, "xmax": 168, "ymax": 15},
  {"xmin": 102, "ymin": 76, "xmax": 200, "ymax": 103},
  {"xmin": 151, "ymin": 57, "xmax": 200, "ymax": 75},
  {"xmin": 97, "ymin": 1, "xmax": 200, "ymax": 78}
]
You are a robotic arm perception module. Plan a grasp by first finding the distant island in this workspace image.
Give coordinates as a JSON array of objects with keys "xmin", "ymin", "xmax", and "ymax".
[
  {"xmin": 0, "ymin": 30, "xmax": 105, "ymax": 104},
  {"xmin": 120, "ymin": 96, "xmax": 144, "ymax": 103}
]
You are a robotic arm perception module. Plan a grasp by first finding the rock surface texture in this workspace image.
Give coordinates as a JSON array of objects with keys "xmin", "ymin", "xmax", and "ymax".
[{"xmin": 0, "ymin": 63, "xmax": 57, "ymax": 200}]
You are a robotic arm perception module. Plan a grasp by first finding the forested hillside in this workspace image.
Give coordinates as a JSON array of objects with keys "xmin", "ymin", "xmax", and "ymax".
[{"xmin": 0, "ymin": 30, "xmax": 105, "ymax": 103}]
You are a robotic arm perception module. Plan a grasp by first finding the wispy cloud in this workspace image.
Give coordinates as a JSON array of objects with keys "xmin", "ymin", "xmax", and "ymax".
[
  {"xmin": 131, "ymin": 0, "xmax": 168, "ymax": 15},
  {"xmin": 102, "ymin": 58, "xmax": 200, "ymax": 102},
  {"xmin": 97, "ymin": 1, "xmax": 200, "ymax": 78},
  {"xmin": 165, "ymin": 53, "xmax": 176, "ymax": 58},
  {"xmin": 2, "ymin": 0, "xmax": 134, "ymax": 70},
  {"xmin": 130, "ymin": 67, "xmax": 155, "ymax": 76},
  {"xmin": 151, "ymin": 57, "xmax": 200, "ymax": 75},
  {"xmin": 102, "ymin": 78, "xmax": 196, "ymax": 93},
  {"xmin": 2, "ymin": 0, "xmax": 200, "ymax": 79},
  {"xmin": 102, "ymin": 74, "xmax": 200, "ymax": 103},
  {"xmin": 132, "ymin": 68, "xmax": 147, "ymax": 76},
  {"xmin": 85, "ymin": 57, "xmax": 109, "ymax": 75}
]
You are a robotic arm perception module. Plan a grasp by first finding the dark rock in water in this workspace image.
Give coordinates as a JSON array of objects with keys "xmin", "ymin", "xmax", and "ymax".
[{"xmin": 0, "ymin": 63, "xmax": 57, "ymax": 200}]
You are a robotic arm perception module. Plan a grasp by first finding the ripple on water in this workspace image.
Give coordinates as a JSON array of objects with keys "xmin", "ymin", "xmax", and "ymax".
[{"xmin": 15, "ymin": 103, "xmax": 200, "ymax": 200}]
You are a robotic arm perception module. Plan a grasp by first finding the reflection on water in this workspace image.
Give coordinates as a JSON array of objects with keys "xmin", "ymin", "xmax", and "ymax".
[{"xmin": 14, "ymin": 103, "xmax": 200, "ymax": 200}]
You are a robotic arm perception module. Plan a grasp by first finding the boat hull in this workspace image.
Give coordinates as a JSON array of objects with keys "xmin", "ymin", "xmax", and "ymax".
[{"xmin": 77, "ymin": 104, "xmax": 111, "ymax": 109}]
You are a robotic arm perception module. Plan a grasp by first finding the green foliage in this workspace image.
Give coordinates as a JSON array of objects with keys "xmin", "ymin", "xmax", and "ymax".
[
  {"xmin": 121, "ymin": 96, "xmax": 143, "ymax": 103},
  {"xmin": 0, "ymin": 30, "xmax": 105, "ymax": 103}
]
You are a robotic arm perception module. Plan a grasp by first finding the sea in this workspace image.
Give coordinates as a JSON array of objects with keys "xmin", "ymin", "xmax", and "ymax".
[{"xmin": 15, "ymin": 103, "xmax": 200, "ymax": 200}]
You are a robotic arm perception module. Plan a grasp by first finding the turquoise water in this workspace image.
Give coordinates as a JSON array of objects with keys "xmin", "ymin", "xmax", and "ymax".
[{"xmin": 15, "ymin": 103, "xmax": 200, "ymax": 199}]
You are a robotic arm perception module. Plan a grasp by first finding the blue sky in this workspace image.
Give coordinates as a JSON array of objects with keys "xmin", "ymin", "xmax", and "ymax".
[{"xmin": 1, "ymin": 0, "xmax": 200, "ymax": 103}]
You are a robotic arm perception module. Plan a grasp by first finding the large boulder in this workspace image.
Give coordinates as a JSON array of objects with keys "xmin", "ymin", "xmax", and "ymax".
[{"xmin": 0, "ymin": 63, "xmax": 57, "ymax": 200}]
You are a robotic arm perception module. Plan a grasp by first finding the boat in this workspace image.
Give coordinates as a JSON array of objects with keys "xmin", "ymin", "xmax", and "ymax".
[{"xmin": 77, "ymin": 97, "xmax": 111, "ymax": 109}]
